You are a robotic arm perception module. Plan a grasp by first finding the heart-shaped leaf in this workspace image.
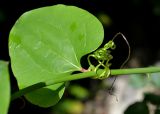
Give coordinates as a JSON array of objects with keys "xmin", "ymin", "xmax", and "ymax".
[
  {"xmin": 9, "ymin": 4, "xmax": 104, "ymax": 107},
  {"xmin": 0, "ymin": 61, "xmax": 10, "ymax": 114}
]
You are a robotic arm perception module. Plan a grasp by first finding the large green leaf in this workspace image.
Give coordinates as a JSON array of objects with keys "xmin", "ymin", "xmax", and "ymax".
[
  {"xmin": 0, "ymin": 61, "xmax": 10, "ymax": 114},
  {"xmin": 9, "ymin": 4, "xmax": 104, "ymax": 107}
]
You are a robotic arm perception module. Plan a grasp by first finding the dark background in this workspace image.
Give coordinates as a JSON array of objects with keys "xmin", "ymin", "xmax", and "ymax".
[{"xmin": 0, "ymin": 0, "xmax": 160, "ymax": 114}]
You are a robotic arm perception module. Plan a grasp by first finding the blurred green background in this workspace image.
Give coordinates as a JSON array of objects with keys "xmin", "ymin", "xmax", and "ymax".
[{"xmin": 0, "ymin": 0, "xmax": 160, "ymax": 114}]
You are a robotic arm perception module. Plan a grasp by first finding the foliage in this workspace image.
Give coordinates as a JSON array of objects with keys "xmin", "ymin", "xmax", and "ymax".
[
  {"xmin": 0, "ymin": 4, "xmax": 160, "ymax": 114},
  {"xmin": 124, "ymin": 101, "xmax": 149, "ymax": 114},
  {"xmin": 68, "ymin": 84, "xmax": 89, "ymax": 99},
  {"xmin": 124, "ymin": 93, "xmax": 160, "ymax": 114},
  {"xmin": 129, "ymin": 70, "xmax": 160, "ymax": 88},
  {"xmin": 52, "ymin": 99, "xmax": 84, "ymax": 114},
  {"xmin": 0, "ymin": 61, "xmax": 10, "ymax": 114},
  {"xmin": 9, "ymin": 4, "xmax": 103, "ymax": 107}
]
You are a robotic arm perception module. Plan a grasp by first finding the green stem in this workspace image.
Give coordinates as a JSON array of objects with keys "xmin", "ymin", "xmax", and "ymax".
[
  {"xmin": 111, "ymin": 67, "xmax": 160, "ymax": 75},
  {"xmin": 11, "ymin": 67, "xmax": 160, "ymax": 101}
]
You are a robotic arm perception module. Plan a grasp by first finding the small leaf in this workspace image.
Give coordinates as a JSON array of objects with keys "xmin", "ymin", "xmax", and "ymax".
[
  {"xmin": 129, "ymin": 74, "xmax": 146, "ymax": 88},
  {"xmin": 0, "ymin": 61, "xmax": 10, "ymax": 114},
  {"xmin": 53, "ymin": 99, "xmax": 84, "ymax": 114},
  {"xmin": 9, "ymin": 4, "xmax": 104, "ymax": 107},
  {"xmin": 68, "ymin": 84, "xmax": 89, "ymax": 99},
  {"xmin": 124, "ymin": 102, "xmax": 149, "ymax": 114},
  {"xmin": 144, "ymin": 93, "xmax": 160, "ymax": 105},
  {"xmin": 150, "ymin": 72, "xmax": 160, "ymax": 87}
]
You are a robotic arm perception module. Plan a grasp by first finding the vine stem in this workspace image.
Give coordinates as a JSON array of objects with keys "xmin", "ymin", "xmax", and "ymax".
[{"xmin": 11, "ymin": 67, "xmax": 160, "ymax": 101}]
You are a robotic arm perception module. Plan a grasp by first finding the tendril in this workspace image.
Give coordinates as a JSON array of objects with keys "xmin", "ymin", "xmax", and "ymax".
[
  {"xmin": 87, "ymin": 32, "xmax": 131, "ymax": 101},
  {"xmin": 108, "ymin": 32, "xmax": 131, "ymax": 100},
  {"xmin": 87, "ymin": 37, "xmax": 116, "ymax": 79}
]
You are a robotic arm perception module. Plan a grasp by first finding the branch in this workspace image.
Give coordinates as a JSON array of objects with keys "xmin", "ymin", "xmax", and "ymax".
[{"xmin": 11, "ymin": 67, "xmax": 160, "ymax": 101}]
